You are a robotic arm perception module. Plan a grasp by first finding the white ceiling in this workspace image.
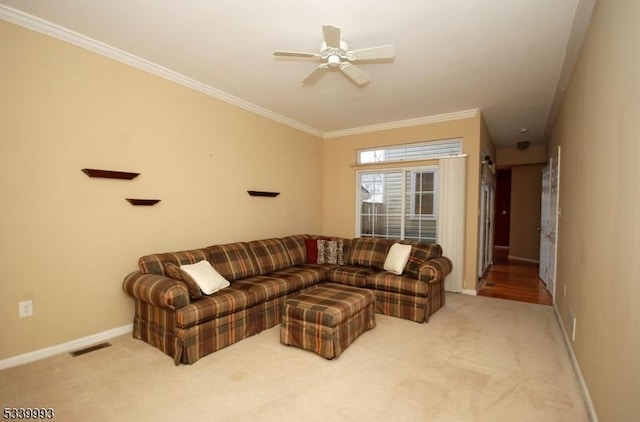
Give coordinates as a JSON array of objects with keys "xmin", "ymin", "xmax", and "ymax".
[{"xmin": 0, "ymin": 0, "xmax": 595, "ymax": 148}]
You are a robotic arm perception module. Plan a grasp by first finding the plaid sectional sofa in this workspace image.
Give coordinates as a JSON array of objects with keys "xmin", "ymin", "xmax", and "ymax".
[{"xmin": 122, "ymin": 235, "xmax": 452, "ymax": 364}]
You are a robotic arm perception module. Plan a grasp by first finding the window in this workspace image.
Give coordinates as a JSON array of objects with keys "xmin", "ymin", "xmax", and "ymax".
[
  {"xmin": 410, "ymin": 170, "xmax": 438, "ymax": 219},
  {"xmin": 358, "ymin": 166, "xmax": 438, "ymax": 242},
  {"xmin": 357, "ymin": 138, "xmax": 461, "ymax": 164}
]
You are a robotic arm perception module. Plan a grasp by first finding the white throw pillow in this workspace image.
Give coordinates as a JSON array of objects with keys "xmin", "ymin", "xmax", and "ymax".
[
  {"xmin": 179, "ymin": 260, "xmax": 230, "ymax": 295},
  {"xmin": 383, "ymin": 243, "xmax": 412, "ymax": 275}
]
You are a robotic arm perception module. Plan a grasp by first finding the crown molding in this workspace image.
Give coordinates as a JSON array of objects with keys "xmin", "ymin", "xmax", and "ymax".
[
  {"xmin": 323, "ymin": 109, "xmax": 480, "ymax": 139},
  {"xmin": 0, "ymin": 5, "xmax": 323, "ymax": 138},
  {"xmin": 1, "ymin": 5, "xmax": 479, "ymax": 141},
  {"xmin": 544, "ymin": 0, "xmax": 596, "ymax": 139}
]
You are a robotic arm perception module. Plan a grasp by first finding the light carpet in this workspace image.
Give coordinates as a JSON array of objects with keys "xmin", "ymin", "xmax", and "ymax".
[{"xmin": 0, "ymin": 293, "xmax": 590, "ymax": 421}]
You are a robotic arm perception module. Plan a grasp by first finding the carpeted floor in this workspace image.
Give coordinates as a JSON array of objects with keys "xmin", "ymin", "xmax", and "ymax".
[{"xmin": 0, "ymin": 293, "xmax": 590, "ymax": 421}]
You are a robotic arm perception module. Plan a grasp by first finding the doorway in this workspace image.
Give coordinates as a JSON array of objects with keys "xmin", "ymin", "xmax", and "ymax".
[
  {"xmin": 494, "ymin": 169, "xmax": 511, "ymax": 247},
  {"xmin": 478, "ymin": 179, "xmax": 495, "ymax": 278}
]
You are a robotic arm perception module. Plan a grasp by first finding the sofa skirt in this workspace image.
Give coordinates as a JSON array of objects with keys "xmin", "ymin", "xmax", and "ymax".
[{"xmin": 373, "ymin": 290, "xmax": 430, "ymax": 323}]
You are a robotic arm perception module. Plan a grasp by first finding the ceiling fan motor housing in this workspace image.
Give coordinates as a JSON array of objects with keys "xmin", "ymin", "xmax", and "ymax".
[{"xmin": 321, "ymin": 40, "xmax": 349, "ymax": 67}]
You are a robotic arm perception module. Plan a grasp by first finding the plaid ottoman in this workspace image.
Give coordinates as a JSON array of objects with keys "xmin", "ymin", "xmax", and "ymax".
[{"xmin": 280, "ymin": 282, "xmax": 376, "ymax": 359}]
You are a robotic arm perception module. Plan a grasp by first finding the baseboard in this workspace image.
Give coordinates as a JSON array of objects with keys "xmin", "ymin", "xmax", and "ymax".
[
  {"xmin": 553, "ymin": 305, "xmax": 598, "ymax": 421},
  {"xmin": 0, "ymin": 324, "xmax": 132, "ymax": 370},
  {"xmin": 461, "ymin": 289, "xmax": 477, "ymax": 296},
  {"xmin": 507, "ymin": 255, "xmax": 540, "ymax": 264}
]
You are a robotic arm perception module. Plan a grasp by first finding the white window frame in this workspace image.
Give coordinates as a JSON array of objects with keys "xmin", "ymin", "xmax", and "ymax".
[
  {"xmin": 356, "ymin": 165, "xmax": 439, "ymax": 242},
  {"xmin": 357, "ymin": 138, "xmax": 462, "ymax": 165},
  {"xmin": 409, "ymin": 168, "xmax": 439, "ymax": 220}
]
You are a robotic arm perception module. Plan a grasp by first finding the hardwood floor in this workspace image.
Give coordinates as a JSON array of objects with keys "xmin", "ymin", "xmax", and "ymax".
[{"xmin": 477, "ymin": 247, "xmax": 553, "ymax": 306}]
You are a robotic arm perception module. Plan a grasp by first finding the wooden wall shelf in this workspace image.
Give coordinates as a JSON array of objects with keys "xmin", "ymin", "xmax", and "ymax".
[
  {"xmin": 247, "ymin": 190, "xmax": 280, "ymax": 197},
  {"xmin": 82, "ymin": 168, "xmax": 140, "ymax": 180},
  {"xmin": 126, "ymin": 198, "xmax": 161, "ymax": 206}
]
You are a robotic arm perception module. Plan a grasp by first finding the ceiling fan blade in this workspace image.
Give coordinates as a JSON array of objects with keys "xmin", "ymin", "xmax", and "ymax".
[
  {"xmin": 302, "ymin": 64, "xmax": 329, "ymax": 85},
  {"xmin": 322, "ymin": 25, "xmax": 341, "ymax": 49},
  {"xmin": 348, "ymin": 45, "xmax": 396, "ymax": 61},
  {"xmin": 339, "ymin": 62, "xmax": 369, "ymax": 86},
  {"xmin": 274, "ymin": 51, "xmax": 319, "ymax": 58}
]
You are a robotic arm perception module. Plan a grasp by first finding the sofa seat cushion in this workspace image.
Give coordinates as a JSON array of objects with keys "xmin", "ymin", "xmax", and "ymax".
[
  {"xmin": 231, "ymin": 276, "xmax": 299, "ymax": 303},
  {"xmin": 207, "ymin": 242, "xmax": 258, "ymax": 281},
  {"xmin": 176, "ymin": 286, "xmax": 258, "ymax": 328},
  {"xmin": 326, "ymin": 265, "xmax": 377, "ymax": 288},
  {"xmin": 269, "ymin": 266, "xmax": 324, "ymax": 290},
  {"xmin": 247, "ymin": 238, "xmax": 292, "ymax": 275},
  {"xmin": 296, "ymin": 262, "xmax": 338, "ymax": 276},
  {"xmin": 365, "ymin": 272, "xmax": 429, "ymax": 297}
]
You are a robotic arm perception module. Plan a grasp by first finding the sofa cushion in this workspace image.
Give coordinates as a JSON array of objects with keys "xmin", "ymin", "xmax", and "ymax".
[
  {"xmin": 304, "ymin": 238, "xmax": 320, "ymax": 263},
  {"xmin": 325, "ymin": 265, "xmax": 376, "ymax": 288},
  {"xmin": 345, "ymin": 238, "xmax": 391, "ymax": 269},
  {"xmin": 178, "ymin": 260, "xmax": 230, "ymax": 295},
  {"xmin": 383, "ymin": 243, "xmax": 412, "ymax": 275},
  {"xmin": 296, "ymin": 263, "xmax": 337, "ymax": 278},
  {"xmin": 175, "ymin": 287, "xmax": 258, "ymax": 328},
  {"xmin": 365, "ymin": 272, "xmax": 429, "ymax": 296},
  {"xmin": 269, "ymin": 266, "xmax": 324, "ymax": 290},
  {"xmin": 231, "ymin": 276, "xmax": 293, "ymax": 303},
  {"xmin": 207, "ymin": 242, "xmax": 258, "ymax": 281},
  {"xmin": 281, "ymin": 235, "xmax": 308, "ymax": 265},
  {"xmin": 404, "ymin": 243, "xmax": 443, "ymax": 278},
  {"xmin": 166, "ymin": 263, "xmax": 203, "ymax": 299},
  {"xmin": 248, "ymin": 238, "xmax": 292, "ymax": 275},
  {"xmin": 138, "ymin": 248, "xmax": 211, "ymax": 276},
  {"xmin": 317, "ymin": 239, "xmax": 344, "ymax": 265}
]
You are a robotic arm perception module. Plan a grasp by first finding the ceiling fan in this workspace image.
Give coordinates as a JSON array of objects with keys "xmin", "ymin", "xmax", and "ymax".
[{"xmin": 274, "ymin": 25, "xmax": 396, "ymax": 86}]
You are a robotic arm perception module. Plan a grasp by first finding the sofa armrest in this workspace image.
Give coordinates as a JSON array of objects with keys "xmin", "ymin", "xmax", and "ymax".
[
  {"xmin": 417, "ymin": 256, "xmax": 453, "ymax": 284},
  {"xmin": 122, "ymin": 271, "xmax": 190, "ymax": 310}
]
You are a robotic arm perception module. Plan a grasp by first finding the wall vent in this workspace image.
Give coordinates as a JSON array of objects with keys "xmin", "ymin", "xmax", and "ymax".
[{"xmin": 69, "ymin": 342, "xmax": 112, "ymax": 357}]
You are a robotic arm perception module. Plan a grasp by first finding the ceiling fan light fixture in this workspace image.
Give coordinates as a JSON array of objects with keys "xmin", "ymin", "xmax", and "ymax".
[{"xmin": 327, "ymin": 54, "xmax": 341, "ymax": 68}]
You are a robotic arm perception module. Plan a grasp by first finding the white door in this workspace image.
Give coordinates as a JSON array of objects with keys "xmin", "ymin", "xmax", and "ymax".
[
  {"xmin": 478, "ymin": 182, "xmax": 495, "ymax": 278},
  {"xmin": 539, "ymin": 165, "xmax": 550, "ymax": 284},
  {"xmin": 539, "ymin": 148, "xmax": 561, "ymax": 299}
]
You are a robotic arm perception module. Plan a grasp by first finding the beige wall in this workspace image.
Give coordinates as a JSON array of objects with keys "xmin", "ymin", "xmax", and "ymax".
[
  {"xmin": 323, "ymin": 113, "xmax": 490, "ymax": 292},
  {"xmin": 548, "ymin": 0, "xmax": 640, "ymax": 420},
  {"xmin": 0, "ymin": 21, "xmax": 323, "ymax": 359},
  {"xmin": 508, "ymin": 165, "xmax": 544, "ymax": 261},
  {"xmin": 496, "ymin": 144, "xmax": 547, "ymax": 166}
]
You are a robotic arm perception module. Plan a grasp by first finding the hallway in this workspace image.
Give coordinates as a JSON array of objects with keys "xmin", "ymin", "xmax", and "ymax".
[{"xmin": 477, "ymin": 247, "xmax": 553, "ymax": 306}]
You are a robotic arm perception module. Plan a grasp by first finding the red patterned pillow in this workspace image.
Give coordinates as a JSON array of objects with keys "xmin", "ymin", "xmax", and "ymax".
[{"xmin": 305, "ymin": 239, "xmax": 320, "ymax": 263}]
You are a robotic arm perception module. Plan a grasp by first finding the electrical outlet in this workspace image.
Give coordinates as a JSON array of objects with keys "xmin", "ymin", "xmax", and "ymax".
[{"xmin": 19, "ymin": 300, "xmax": 33, "ymax": 318}]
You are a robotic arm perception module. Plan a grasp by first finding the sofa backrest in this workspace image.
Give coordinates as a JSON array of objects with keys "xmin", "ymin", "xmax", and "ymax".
[
  {"xmin": 403, "ymin": 241, "xmax": 442, "ymax": 259},
  {"xmin": 280, "ymin": 235, "xmax": 307, "ymax": 265},
  {"xmin": 206, "ymin": 242, "xmax": 258, "ymax": 281},
  {"xmin": 247, "ymin": 238, "xmax": 292, "ymax": 275},
  {"xmin": 138, "ymin": 248, "xmax": 212, "ymax": 276},
  {"xmin": 345, "ymin": 237, "xmax": 391, "ymax": 269}
]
